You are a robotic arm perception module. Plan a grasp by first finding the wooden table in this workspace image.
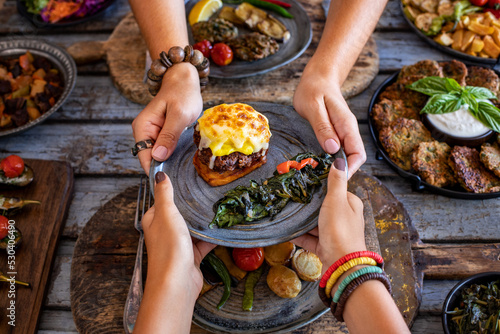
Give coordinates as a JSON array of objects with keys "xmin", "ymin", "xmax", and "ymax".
[{"xmin": 0, "ymin": 0, "xmax": 499, "ymax": 333}]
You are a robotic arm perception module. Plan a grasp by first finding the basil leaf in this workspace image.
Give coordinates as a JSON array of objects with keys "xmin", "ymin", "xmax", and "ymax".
[
  {"xmin": 407, "ymin": 76, "xmax": 452, "ymax": 96},
  {"xmin": 475, "ymin": 101, "xmax": 500, "ymax": 133},
  {"xmin": 444, "ymin": 77, "xmax": 463, "ymax": 92},
  {"xmin": 465, "ymin": 86, "xmax": 498, "ymax": 100},
  {"xmin": 462, "ymin": 91, "xmax": 478, "ymax": 113},
  {"xmin": 421, "ymin": 94, "xmax": 462, "ymax": 114}
]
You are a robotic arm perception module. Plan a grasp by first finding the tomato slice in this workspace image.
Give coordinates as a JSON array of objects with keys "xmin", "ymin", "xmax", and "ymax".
[
  {"xmin": 0, "ymin": 155, "xmax": 25, "ymax": 178},
  {"xmin": 0, "ymin": 216, "xmax": 9, "ymax": 240},
  {"xmin": 232, "ymin": 247, "xmax": 264, "ymax": 271}
]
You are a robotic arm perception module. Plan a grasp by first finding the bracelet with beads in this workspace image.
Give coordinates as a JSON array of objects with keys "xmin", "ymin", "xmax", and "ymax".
[{"xmin": 146, "ymin": 45, "xmax": 210, "ymax": 96}]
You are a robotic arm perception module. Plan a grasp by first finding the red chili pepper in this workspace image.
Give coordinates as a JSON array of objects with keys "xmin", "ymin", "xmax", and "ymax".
[
  {"xmin": 276, "ymin": 158, "xmax": 318, "ymax": 174},
  {"xmin": 485, "ymin": 8, "xmax": 500, "ymax": 18},
  {"xmin": 259, "ymin": 0, "xmax": 291, "ymax": 8}
]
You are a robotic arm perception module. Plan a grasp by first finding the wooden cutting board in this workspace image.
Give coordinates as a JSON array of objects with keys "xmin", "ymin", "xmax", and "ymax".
[
  {"xmin": 66, "ymin": 8, "xmax": 379, "ymax": 106},
  {"xmin": 0, "ymin": 159, "xmax": 74, "ymax": 334},
  {"xmin": 70, "ymin": 171, "xmax": 422, "ymax": 334}
]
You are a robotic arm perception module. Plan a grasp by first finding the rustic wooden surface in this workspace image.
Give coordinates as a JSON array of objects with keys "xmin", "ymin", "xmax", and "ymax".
[
  {"xmin": 66, "ymin": 13, "xmax": 379, "ymax": 106},
  {"xmin": 0, "ymin": 160, "xmax": 73, "ymax": 334},
  {"xmin": 0, "ymin": 0, "xmax": 499, "ymax": 332},
  {"xmin": 69, "ymin": 171, "xmax": 420, "ymax": 333}
]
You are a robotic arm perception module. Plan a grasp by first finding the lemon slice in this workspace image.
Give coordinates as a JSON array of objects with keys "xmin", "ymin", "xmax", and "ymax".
[{"xmin": 188, "ymin": 0, "xmax": 223, "ymax": 26}]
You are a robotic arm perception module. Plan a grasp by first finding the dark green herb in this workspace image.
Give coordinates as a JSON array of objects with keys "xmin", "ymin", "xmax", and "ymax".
[
  {"xmin": 447, "ymin": 280, "xmax": 500, "ymax": 334},
  {"xmin": 242, "ymin": 264, "xmax": 264, "ymax": 311},
  {"xmin": 210, "ymin": 152, "xmax": 333, "ymax": 229},
  {"xmin": 204, "ymin": 253, "xmax": 232, "ymax": 310},
  {"xmin": 407, "ymin": 76, "xmax": 500, "ymax": 132},
  {"xmin": 223, "ymin": 0, "xmax": 293, "ymax": 18}
]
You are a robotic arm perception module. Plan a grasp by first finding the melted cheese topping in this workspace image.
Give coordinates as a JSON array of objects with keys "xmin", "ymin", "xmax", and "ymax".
[{"xmin": 197, "ymin": 103, "xmax": 271, "ymax": 157}]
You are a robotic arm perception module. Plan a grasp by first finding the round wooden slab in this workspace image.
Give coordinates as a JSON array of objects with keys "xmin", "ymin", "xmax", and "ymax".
[
  {"xmin": 70, "ymin": 171, "xmax": 420, "ymax": 333},
  {"xmin": 66, "ymin": 8, "xmax": 378, "ymax": 106}
]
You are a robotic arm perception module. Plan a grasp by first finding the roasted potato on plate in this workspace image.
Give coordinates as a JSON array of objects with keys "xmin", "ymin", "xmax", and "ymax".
[
  {"xmin": 264, "ymin": 242, "xmax": 296, "ymax": 266},
  {"xmin": 291, "ymin": 249, "xmax": 322, "ymax": 282},
  {"xmin": 267, "ymin": 265, "xmax": 301, "ymax": 298}
]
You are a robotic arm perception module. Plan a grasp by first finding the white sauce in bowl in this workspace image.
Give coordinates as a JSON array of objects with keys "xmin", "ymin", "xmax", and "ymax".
[{"xmin": 426, "ymin": 100, "xmax": 492, "ymax": 138}]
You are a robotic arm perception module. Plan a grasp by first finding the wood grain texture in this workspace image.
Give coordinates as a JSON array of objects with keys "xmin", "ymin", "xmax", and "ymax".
[
  {"xmin": 0, "ymin": 159, "xmax": 73, "ymax": 334},
  {"xmin": 70, "ymin": 172, "xmax": 420, "ymax": 333}
]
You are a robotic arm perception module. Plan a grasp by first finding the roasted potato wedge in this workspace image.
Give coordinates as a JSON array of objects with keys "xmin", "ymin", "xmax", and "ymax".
[
  {"xmin": 213, "ymin": 246, "xmax": 247, "ymax": 281},
  {"xmin": 234, "ymin": 2, "xmax": 290, "ymax": 42},
  {"xmin": 264, "ymin": 242, "xmax": 296, "ymax": 266},
  {"xmin": 482, "ymin": 35, "xmax": 500, "ymax": 58},
  {"xmin": 267, "ymin": 265, "xmax": 301, "ymax": 298},
  {"xmin": 291, "ymin": 249, "xmax": 322, "ymax": 282}
]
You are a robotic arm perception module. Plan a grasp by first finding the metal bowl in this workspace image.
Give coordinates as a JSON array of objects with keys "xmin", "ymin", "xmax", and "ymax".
[
  {"xmin": 0, "ymin": 39, "xmax": 77, "ymax": 137},
  {"xmin": 442, "ymin": 272, "xmax": 500, "ymax": 334}
]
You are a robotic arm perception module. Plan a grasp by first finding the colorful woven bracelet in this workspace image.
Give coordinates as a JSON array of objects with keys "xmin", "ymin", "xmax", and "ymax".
[
  {"xmin": 332, "ymin": 272, "xmax": 392, "ymax": 322},
  {"xmin": 332, "ymin": 266, "xmax": 384, "ymax": 303},
  {"xmin": 146, "ymin": 45, "xmax": 210, "ymax": 96},
  {"xmin": 319, "ymin": 251, "xmax": 384, "ymax": 288},
  {"xmin": 325, "ymin": 257, "xmax": 378, "ymax": 298}
]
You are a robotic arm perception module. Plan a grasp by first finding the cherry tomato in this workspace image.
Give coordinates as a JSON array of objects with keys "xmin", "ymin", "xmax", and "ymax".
[
  {"xmin": 211, "ymin": 43, "xmax": 233, "ymax": 66},
  {"xmin": 193, "ymin": 40, "xmax": 212, "ymax": 59},
  {"xmin": 470, "ymin": 0, "xmax": 488, "ymax": 6},
  {"xmin": 0, "ymin": 216, "xmax": 9, "ymax": 240},
  {"xmin": 0, "ymin": 155, "xmax": 25, "ymax": 178},
  {"xmin": 232, "ymin": 247, "xmax": 264, "ymax": 271},
  {"xmin": 489, "ymin": 0, "xmax": 500, "ymax": 8}
]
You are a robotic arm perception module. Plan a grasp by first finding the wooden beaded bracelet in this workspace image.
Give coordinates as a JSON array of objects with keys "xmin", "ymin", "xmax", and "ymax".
[
  {"xmin": 331, "ymin": 272, "xmax": 392, "ymax": 322},
  {"xmin": 324, "ymin": 257, "xmax": 379, "ymax": 298},
  {"xmin": 319, "ymin": 251, "xmax": 384, "ymax": 289},
  {"xmin": 146, "ymin": 45, "xmax": 210, "ymax": 96}
]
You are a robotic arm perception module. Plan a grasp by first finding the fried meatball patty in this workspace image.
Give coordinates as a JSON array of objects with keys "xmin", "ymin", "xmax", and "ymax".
[
  {"xmin": 379, "ymin": 77, "xmax": 428, "ymax": 113},
  {"xmin": 411, "ymin": 141, "xmax": 456, "ymax": 187},
  {"xmin": 399, "ymin": 60, "xmax": 443, "ymax": 79},
  {"xmin": 466, "ymin": 66, "xmax": 500, "ymax": 94},
  {"xmin": 440, "ymin": 60, "xmax": 468, "ymax": 86},
  {"xmin": 449, "ymin": 146, "xmax": 500, "ymax": 193},
  {"xmin": 379, "ymin": 118, "xmax": 433, "ymax": 171},
  {"xmin": 371, "ymin": 98, "xmax": 420, "ymax": 131},
  {"xmin": 192, "ymin": 18, "xmax": 238, "ymax": 43},
  {"xmin": 227, "ymin": 32, "xmax": 279, "ymax": 61},
  {"xmin": 193, "ymin": 129, "xmax": 266, "ymax": 172},
  {"xmin": 480, "ymin": 142, "xmax": 500, "ymax": 178}
]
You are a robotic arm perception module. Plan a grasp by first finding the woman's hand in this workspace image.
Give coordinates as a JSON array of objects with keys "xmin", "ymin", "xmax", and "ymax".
[
  {"xmin": 292, "ymin": 158, "xmax": 367, "ymax": 271},
  {"xmin": 132, "ymin": 63, "xmax": 203, "ymax": 174},
  {"xmin": 293, "ymin": 62, "xmax": 366, "ymax": 178},
  {"xmin": 134, "ymin": 171, "xmax": 215, "ymax": 333}
]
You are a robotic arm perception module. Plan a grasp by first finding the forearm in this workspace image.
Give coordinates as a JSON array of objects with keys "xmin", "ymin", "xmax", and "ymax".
[
  {"xmin": 343, "ymin": 280, "xmax": 410, "ymax": 334},
  {"xmin": 308, "ymin": 0, "xmax": 387, "ymax": 85},
  {"xmin": 129, "ymin": 0, "xmax": 189, "ymax": 58},
  {"xmin": 134, "ymin": 262, "xmax": 200, "ymax": 333}
]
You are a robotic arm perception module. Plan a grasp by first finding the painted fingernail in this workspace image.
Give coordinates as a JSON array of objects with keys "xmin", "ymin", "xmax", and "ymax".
[
  {"xmin": 324, "ymin": 139, "xmax": 340, "ymax": 154},
  {"xmin": 155, "ymin": 171, "xmax": 166, "ymax": 184},
  {"xmin": 152, "ymin": 146, "xmax": 168, "ymax": 161},
  {"xmin": 333, "ymin": 158, "xmax": 345, "ymax": 171}
]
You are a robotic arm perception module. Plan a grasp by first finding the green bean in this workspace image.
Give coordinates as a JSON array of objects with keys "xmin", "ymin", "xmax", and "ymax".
[
  {"xmin": 244, "ymin": 0, "xmax": 293, "ymax": 18},
  {"xmin": 242, "ymin": 265, "xmax": 264, "ymax": 311}
]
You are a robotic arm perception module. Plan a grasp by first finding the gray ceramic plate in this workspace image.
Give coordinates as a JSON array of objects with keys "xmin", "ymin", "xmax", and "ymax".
[
  {"xmin": 0, "ymin": 39, "xmax": 77, "ymax": 137},
  {"xmin": 193, "ymin": 265, "xmax": 329, "ymax": 333},
  {"xmin": 185, "ymin": 0, "xmax": 312, "ymax": 78},
  {"xmin": 150, "ymin": 102, "xmax": 347, "ymax": 248}
]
